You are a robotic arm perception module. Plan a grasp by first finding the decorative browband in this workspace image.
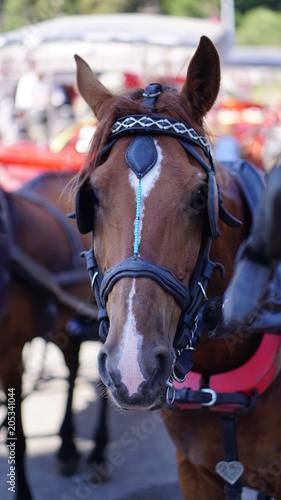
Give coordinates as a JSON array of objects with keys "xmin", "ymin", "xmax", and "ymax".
[{"xmin": 109, "ymin": 114, "xmax": 214, "ymax": 168}]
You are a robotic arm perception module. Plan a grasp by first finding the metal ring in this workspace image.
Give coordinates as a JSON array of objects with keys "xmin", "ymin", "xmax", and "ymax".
[
  {"xmin": 200, "ymin": 388, "xmax": 217, "ymax": 406},
  {"xmin": 142, "ymin": 91, "xmax": 162, "ymax": 98},
  {"xmin": 166, "ymin": 385, "xmax": 175, "ymax": 405},
  {"xmin": 172, "ymin": 369, "xmax": 186, "ymax": 383}
]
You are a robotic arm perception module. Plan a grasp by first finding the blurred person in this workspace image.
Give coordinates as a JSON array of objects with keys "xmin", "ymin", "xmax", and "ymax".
[
  {"xmin": 48, "ymin": 83, "xmax": 75, "ymax": 140},
  {"xmin": 0, "ymin": 57, "xmax": 18, "ymax": 143},
  {"xmin": 14, "ymin": 58, "xmax": 50, "ymax": 143}
]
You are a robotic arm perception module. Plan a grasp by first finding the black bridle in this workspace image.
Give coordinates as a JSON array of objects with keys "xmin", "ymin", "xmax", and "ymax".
[{"xmin": 75, "ymin": 83, "xmax": 242, "ymax": 386}]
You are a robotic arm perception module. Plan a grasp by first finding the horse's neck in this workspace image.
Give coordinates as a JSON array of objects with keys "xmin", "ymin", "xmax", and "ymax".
[
  {"xmin": 16, "ymin": 172, "xmax": 73, "ymax": 205},
  {"xmin": 193, "ymin": 164, "xmax": 262, "ymax": 376},
  {"xmin": 7, "ymin": 178, "xmax": 67, "ymax": 262}
]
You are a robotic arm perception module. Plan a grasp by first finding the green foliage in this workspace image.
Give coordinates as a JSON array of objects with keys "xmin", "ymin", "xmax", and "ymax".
[
  {"xmin": 235, "ymin": 0, "xmax": 281, "ymax": 15},
  {"xmin": 63, "ymin": 0, "xmax": 142, "ymax": 16},
  {"xmin": 0, "ymin": 0, "xmax": 161, "ymax": 29},
  {"xmin": 1, "ymin": 0, "xmax": 66, "ymax": 29},
  {"xmin": 236, "ymin": 7, "xmax": 281, "ymax": 46},
  {"xmin": 162, "ymin": 0, "xmax": 220, "ymax": 18}
]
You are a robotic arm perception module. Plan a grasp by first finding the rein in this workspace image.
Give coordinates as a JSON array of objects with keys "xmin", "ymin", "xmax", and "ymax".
[{"xmin": 76, "ymin": 83, "xmax": 241, "ymax": 398}]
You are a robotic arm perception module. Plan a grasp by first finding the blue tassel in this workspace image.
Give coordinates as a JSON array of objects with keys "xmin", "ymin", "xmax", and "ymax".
[{"xmin": 134, "ymin": 179, "xmax": 142, "ymax": 255}]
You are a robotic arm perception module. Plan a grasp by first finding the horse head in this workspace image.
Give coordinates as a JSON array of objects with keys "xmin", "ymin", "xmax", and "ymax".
[{"xmin": 74, "ymin": 37, "xmax": 239, "ymax": 410}]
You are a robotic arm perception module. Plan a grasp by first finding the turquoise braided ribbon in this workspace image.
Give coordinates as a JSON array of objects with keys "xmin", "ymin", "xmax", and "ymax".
[{"xmin": 134, "ymin": 179, "xmax": 142, "ymax": 255}]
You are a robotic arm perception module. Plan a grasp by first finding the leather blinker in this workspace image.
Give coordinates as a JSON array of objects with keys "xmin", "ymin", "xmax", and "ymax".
[
  {"xmin": 75, "ymin": 176, "xmax": 95, "ymax": 234},
  {"xmin": 207, "ymin": 171, "xmax": 220, "ymax": 240}
]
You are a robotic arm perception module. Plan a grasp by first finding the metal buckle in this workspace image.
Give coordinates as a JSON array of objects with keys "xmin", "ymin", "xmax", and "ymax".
[
  {"xmin": 172, "ymin": 369, "xmax": 186, "ymax": 383},
  {"xmin": 91, "ymin": 271, "xmax": 99, "ymax": 290},
  {"xmin": 197, "ymin": 281, "xmax": 208, "ymax": 301},
  {"xmin": 142, "ymin": 90, "xmax": 162, "ymax": 98},
  {"xmin": 166, "ymin": 376, "xmax": 176, "ymax": 404},
  {"xmin": 201, "ymin": 388, "xmax": 217, "ymax": 406}
]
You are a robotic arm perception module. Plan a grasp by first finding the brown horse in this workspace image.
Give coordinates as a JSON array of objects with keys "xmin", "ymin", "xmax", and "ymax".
[
  {"xmin": 73, "ymin": 36, "xmax": 281, "ymax": 499},
  {"xmin": 0, "ymin": 172, "xmax": 108, "ymax": 500}
]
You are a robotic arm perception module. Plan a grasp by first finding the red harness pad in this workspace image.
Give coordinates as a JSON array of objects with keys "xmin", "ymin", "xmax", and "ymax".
[{"xmin": 173, "ymin": 334, "xmax": 281, "ymax": 411}]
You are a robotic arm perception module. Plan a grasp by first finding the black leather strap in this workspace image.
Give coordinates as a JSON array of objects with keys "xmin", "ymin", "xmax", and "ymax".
[
  {"xmin": 100, "ymin": 256, "xmax": 191, "ymax": 310},
  {"xmin": 221, "ymin": 415, "xmax": 239, "ymax": 460},
  {"xmin": 142, "ymin": 83, "xmax": 166, "ymax": 111},
  {"xmin": 174, "ymin": 388, "xmax": 251, "ymax": 409},
  {"xmin": 221, "ymin": 415, "xmax": 243, "ymax": 500},
  {"xmin": 125, "ymin": 135, "xmax": 158, "ymax": 177}
]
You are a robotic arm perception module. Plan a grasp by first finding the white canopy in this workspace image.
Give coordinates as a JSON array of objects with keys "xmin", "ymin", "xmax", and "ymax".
[{"xmin": 0, "ymin": 14, "xmax": 230, "ymax": 88}]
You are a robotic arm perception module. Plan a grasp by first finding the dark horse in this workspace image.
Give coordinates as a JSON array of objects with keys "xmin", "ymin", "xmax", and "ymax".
[
  {"xmin": 72, "ymin": 36, "xmax": 281, "ymax": 499},
  {"xmin": 0, "ymin": 172, "xmax": 108, "ymax": 500},
  {"xmin": 222, "ymin": 164, "xmax": 281, "ymax": 334}
]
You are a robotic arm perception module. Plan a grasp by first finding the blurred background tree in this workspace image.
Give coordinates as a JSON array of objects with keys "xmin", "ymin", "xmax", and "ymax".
[
  {"xmin": 235, "ymin": 7, "xmax": 281, "ymax": 45},
  {"xmin": 1, "ymin": 0, "xmax": 281, "ymax": 45}
]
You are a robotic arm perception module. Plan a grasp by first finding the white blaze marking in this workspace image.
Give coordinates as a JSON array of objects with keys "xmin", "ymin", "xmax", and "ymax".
[
  {"xmin": 129, "ymin": 140, "xmax": 163, "ymax": 248},
  {"xmin": 117, "ymin": 141, "xmax": 163, "ymax": 396},
  {"xmin": 117, "ymin": 280, "xmax": 144, "ymax": 396}
]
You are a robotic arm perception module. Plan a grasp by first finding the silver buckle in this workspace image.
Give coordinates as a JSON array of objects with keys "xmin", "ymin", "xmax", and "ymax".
[
  {"xmin": 91, "ymin": 271, "xmax": 99, "ymax": 290},
  {"xmin": 201, "ymin": 388, "xmax": 217, "ymax": 406},
  {"xmin": 197, "ymin": 281, "xmax": 208, "ymax": 301},
  {"xmin": 166, "ymin": 376, "xmax": 176, "ymax": 404}
]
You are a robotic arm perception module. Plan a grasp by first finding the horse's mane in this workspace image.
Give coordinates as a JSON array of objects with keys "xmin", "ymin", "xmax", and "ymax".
[{"xmin": 81, "ymin": 86, "xmax": 206, "ymax": 180}]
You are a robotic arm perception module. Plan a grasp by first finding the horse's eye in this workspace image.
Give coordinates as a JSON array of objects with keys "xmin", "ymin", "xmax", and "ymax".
[{"xmin": 190, "ymin": 186, "xmax": 207, "ymax": 211}]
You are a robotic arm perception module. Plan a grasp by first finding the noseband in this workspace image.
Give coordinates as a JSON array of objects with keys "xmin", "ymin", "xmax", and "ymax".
[{"xmin": 75, "ymin": 83, "xmax": 241, "ymax": 386}]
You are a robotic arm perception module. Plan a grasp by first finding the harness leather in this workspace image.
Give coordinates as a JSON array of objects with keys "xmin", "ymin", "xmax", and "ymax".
[
  {"xmin": 219, "ymin": 415, "xmax": 244, "ymax": 500},
  {"xmin": 125, "ymin": 135, "xmax": 158, "ymax": 177},
  {"xmin": 100, "ymin": 256, "xmax": 190, "ymax": 309}
]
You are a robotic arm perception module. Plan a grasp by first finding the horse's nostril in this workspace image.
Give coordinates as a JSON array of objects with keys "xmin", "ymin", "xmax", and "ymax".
[
  {"xmin": 156, "ymin": 352, "xmax": 167, "ymax": 371},
  {"xmin": 155, "ymin": 348, "xmax": 171, "ymax": 377},
  {"xmin": 98, "ymin": 349, "xmax": 121, "ymax": 388}
]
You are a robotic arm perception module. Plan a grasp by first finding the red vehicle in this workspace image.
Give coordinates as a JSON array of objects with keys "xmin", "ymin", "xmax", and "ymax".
[
  {"xmin": 0, "ymin": 118, "xmax": 97, "ymax": 190},
  {"xmin": 213, "ymin": 98, "xmax": 279, "ymax": 169}
]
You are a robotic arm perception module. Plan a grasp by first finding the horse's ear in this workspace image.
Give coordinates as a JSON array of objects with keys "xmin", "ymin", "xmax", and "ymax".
[
  {"xmin": 74, "ymin": 54, "xmax": 113, "ymax": 121},
  {"xmin": 180, "ymin": 36, "xmax": 220, "ymax": 121}
]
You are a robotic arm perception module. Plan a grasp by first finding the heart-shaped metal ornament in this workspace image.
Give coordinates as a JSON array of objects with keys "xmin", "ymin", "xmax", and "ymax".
[{"xmin": 215, "ymin": 461, "xmax": 244, "ymax": 485}]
